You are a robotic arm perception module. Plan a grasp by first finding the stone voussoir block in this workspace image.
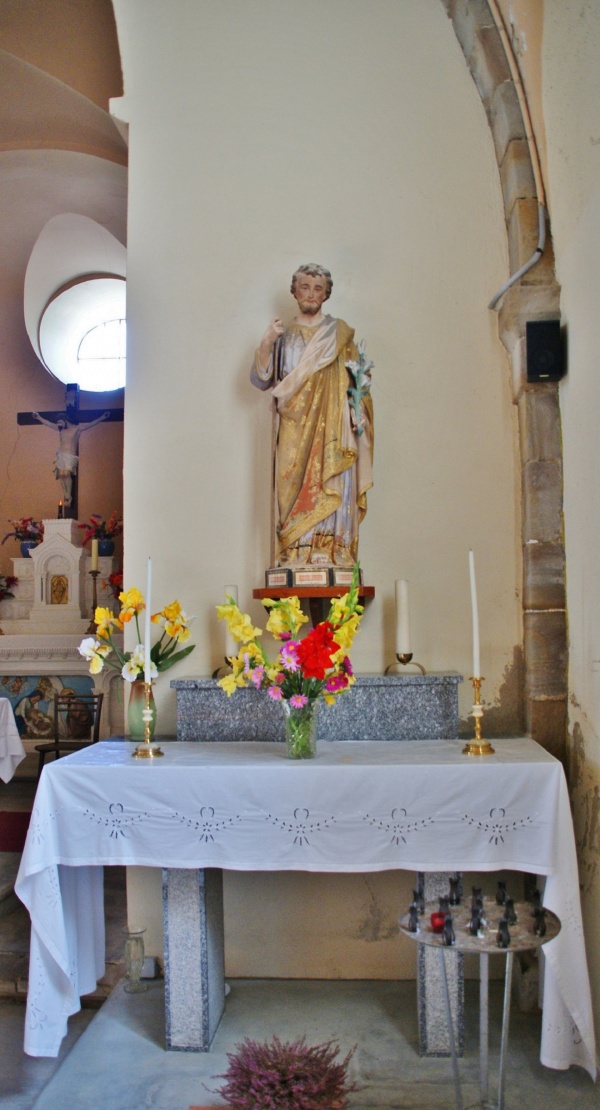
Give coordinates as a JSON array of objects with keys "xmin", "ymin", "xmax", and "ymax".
[
  {"xmin": 498, "ymin": 281, "xmax": 561, "ymax": 355},
  {"xmin": 525, "ymin": 696, "xmax": 567, "ymax": 761},
  {"xmin": 500, "ymin": 139, "xmax": 536, "ymax": 214},
  {"xmin": 508, "ymin": 199, "xmax": 556, "ymax": 283},
  {"xmin": 468, "ymin": 23, "xmax": 512, "ymax": 108},
  {"xmin": 445, "ymin": 0, "xmax": 495, "ymax": 62},
  {"xmin": 518, "ymin": 388, "xmax": 562, "ymax": 463},
  {"xmin": 522, "ymin": 459, "xmax": 563, "ymax": 544},
  {"xmin": 524, "ymin": 609, "xmax": 567, "ymax": 700},
  {"xmin": 490, "ymin": 80, "xmax": 526, "ymax": 166},
  {"xmin": 522, "ymin": 541, "xmax": 565, "ymax": 610}
]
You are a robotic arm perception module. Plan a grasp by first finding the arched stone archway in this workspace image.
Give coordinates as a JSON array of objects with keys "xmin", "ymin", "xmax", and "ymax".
[{"xmin": 442, "ymin": 0, "xmax": 566, "ymax": 759}]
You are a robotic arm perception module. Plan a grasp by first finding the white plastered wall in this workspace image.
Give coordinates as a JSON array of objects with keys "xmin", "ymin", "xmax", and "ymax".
[
  {"xmin": 112, "ymin": 0, "xmax": 519, "ymax": 977},
  {"xmin": 542, "ymin": 0, "xmax": 600, "ymax": 1046}
]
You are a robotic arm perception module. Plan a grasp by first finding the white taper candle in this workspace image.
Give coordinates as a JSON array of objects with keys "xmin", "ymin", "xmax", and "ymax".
[
  {"xmin": 90, "ymin": 539, "xmax": 99, "ymax": 572},
  {"xmin": 469, "ymin": 549, "xmax": 481, "ymax": 678},
  {"xmin": 223, "ymin": 584, "xmax": 238, "ymax": 659},
  {"xmin": 395, "ymin": 579, "xmax": 410, "ymax": 655},
  {"xmin": 144, "ymin": 557, "xmax": 152, "ymax": 684}
]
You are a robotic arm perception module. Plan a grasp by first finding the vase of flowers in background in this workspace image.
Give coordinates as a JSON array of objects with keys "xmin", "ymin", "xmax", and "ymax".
[
  {"xmin": 2, "ymin": 517, "xmax": 44, "ymax": 557},
  {"xmin": 78, "ymin": 511, "xmax": 123, "ymax": 556},
  {"xmin": 78, "ymin": 586, "xmax": 196, "ymax": 741},
  {"xmin": 217, "ymin": 565, "xmax": 363, "ymax": 759}
]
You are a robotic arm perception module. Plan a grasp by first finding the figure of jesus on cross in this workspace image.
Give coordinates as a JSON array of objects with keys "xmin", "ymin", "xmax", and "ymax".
[
  {"xmin": 18, "ymin": 384, "xmax": 123, "ymax": 518},
  {"xmin": 31, "ymin": 410, "xmax": 110, "ymax": 509}
]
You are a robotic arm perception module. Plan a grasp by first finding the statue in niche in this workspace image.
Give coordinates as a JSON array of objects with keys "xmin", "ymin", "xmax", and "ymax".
[
  {"xmin": 31, "ymin": 410, "xmax": 110, "ymax": 508},
  {"xmin": 251, "ymin": 263, "xmax": 374, "ymax": 568}
]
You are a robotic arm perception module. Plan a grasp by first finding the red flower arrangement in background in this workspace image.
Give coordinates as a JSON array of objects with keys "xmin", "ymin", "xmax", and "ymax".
[{"xmin": 78, "ymin": 511, "xmax": 123, "ymax": 546}]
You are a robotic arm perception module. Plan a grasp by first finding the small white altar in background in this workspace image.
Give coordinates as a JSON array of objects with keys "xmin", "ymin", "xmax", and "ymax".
[{"xmin": 0, "ymin": 519, "xmax": 124, "ymax": 771}]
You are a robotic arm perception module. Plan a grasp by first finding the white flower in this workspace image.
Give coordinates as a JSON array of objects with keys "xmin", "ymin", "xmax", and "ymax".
[
  {"xmin": 122, "ymin": 658, "xmax": 141, "ymax": 682},
  {"xmin": 121, "ymin": 647, "xmax": 158, "ymax": 683},
  {"xmin": 78, "ymin": 637, "xmax": 111, "ymax": 674}
]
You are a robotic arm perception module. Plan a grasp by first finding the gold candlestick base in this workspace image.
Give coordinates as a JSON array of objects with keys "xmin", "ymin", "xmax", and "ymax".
[
  {"xmin": 132, "ymin": 682, "xmax": 163, "ymax": 758},
  {"xmin": 463, "ymin": 676, "xmax": 495, "ymax": 755},
  {"xmin": 385, "ymin": 653, "xmax": 427, "ymax": 676}
]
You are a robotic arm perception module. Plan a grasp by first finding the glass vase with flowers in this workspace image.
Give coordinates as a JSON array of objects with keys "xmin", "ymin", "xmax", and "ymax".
[
  {"xmin": 217, "ymin": 565, "xmax": 363, "ymax": 758},
  {"xmin": 78, "ymin": 587, "xmax": 195, "ymax": 739}
]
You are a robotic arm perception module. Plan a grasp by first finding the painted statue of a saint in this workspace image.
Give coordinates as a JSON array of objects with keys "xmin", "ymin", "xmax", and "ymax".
[{"xmin": 251, "ymin": 264, "xmax": 373, "ymax": 567}]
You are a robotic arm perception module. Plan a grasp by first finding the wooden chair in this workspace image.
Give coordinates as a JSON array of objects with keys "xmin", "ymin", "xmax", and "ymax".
[{"xmin": 35, "ymin": 691, "xmax": 104, "ymax": 780}]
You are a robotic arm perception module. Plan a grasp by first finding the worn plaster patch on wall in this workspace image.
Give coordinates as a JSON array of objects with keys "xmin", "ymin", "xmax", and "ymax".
[
  {"xmin": 459, "ymin": 646, "xmax": 524, "ymax": 738},
  {"xmin": 355, "ymin": 878, "xmax": 398, "ymax": 943},
  {"xmin": 567, "ymin": 721, "xmax": 600, "ymax": 895}
]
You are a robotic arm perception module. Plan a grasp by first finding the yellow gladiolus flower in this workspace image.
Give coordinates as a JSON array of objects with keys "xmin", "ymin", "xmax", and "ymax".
[
  {"xmin": 333, "ymin": 613, "xmax": 361, "ymax": 651},
  {"xmin": 263, "ymin": 596, "xmax": 308, "ymax": 638},
  {"xmin": 216, "ymin": 602, "xmax": 262, "ymax": 645},
  {"xmin": 218, "ymin": 671, "xmax": 248, "ymax": 696}
]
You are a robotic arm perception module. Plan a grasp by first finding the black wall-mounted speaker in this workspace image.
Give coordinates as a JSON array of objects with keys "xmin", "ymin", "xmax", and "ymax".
[{"xmin": 526, "ymin": 319, "xmax": 564, "ymax": 382}]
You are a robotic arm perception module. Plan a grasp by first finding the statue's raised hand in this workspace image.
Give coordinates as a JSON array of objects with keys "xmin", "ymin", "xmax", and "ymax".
[{"xmin": 262, "ymin": 317, "xmax": 285, "ymax": 349}]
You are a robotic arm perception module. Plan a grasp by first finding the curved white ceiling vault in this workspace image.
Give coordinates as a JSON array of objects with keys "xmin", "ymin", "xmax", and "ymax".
[
  {"xmin": 25, "ymin": 213, "xmax": 126, "ymax": 389},
  {"xmin": 0, "ymin": 38, "xmax": 127, "ymax": 396}
]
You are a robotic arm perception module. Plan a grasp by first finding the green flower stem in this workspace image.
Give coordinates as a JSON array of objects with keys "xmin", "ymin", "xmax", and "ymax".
[{"xmin": 283, "ymin": 701, "xmax": 318, "ymax": 759}]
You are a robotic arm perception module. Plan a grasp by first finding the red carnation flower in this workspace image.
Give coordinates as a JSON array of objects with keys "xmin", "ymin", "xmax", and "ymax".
[{"xmin": 296, "ymin": 621, "xmax": 340, "ymax": 680}]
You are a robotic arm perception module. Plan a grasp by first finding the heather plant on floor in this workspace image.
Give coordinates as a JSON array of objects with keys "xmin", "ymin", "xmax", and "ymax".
[{"xmin": 216, "ymin": 1035, "xmax": 358, "ymax": 1109}]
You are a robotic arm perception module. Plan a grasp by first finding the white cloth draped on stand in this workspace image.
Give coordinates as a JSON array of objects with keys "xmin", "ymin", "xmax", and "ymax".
[{"xmin": 0, "ymin": 697, "xmax": 26, "ymax": 782}]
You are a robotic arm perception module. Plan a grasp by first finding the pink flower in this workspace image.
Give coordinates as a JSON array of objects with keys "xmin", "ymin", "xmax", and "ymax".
[
  {"xmin": 342, "ymin": 655, "xmax": 353, "ymax": 676},
  {"xmin": 251, "ymin": 666, "xmax": 265, "ymax": 688},
  {"xmin": 325, "ymin": 673, "xmax": 349, "ymax": 693},
  {"xmin": 289, "ymin": 694, "xmax": 308, "ymax": 709},
  {"xmin": 279, "ymin": 641, "xmax": 300, "ymax": 671},
  {"xmin": 267, "ymin": 685, "xmax": 283, "ymax": 700}
]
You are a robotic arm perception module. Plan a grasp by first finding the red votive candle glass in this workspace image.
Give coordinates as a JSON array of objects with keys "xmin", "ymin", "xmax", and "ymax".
[{"xmin": 430, "ymin": 912, "xmax": 446, "ymax": 933}]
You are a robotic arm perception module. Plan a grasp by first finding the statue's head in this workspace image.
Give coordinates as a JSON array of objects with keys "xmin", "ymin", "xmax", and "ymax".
[
  {"xmin": 290, "ymin": 264, "xmax": 332, "ymax": 301},
  {"xmin": 56, "ymin": 413, "xmax": 69, "ymax": 429}
]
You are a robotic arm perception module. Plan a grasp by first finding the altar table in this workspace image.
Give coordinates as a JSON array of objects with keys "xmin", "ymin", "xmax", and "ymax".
[
  {"xmin": 0, "ymin": 696, "xmax": 25, "ymax": 782},
  {"xmin": 15, "ymin": 738, "xmax": 596, "ymax": 1077}
]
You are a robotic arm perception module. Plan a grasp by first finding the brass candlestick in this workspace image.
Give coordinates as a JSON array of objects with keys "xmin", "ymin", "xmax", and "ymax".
[
  {"xmin": 385, "ymin": 652, "xmax": 427, "ymax": 676},
  {"xmin": 463, "ymin": 676, "xmax": 495, "ymax": 755},
  {"xmin": 86, "ymin": 569, "xmax": 100, "ymax": 633},
  {"xmin": 132, "ymin": 681, "xmax": 163, "ymax": 758}
]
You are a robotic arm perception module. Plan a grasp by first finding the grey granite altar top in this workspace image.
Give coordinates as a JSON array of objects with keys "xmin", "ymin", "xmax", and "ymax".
[{"xmin": 171, "ymin": 673, "xmax": 463, "ymax": 743}]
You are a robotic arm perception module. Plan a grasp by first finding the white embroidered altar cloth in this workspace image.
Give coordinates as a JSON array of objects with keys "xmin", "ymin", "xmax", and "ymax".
[{"xmin": 15, "ymin": 738, "xmax": 596, "ymax": 1076}]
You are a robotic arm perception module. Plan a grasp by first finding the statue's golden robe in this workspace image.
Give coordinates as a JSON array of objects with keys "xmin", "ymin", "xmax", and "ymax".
[{"xmin": 260, "ymin": 315, "xmax": 373, "ymax": 566}]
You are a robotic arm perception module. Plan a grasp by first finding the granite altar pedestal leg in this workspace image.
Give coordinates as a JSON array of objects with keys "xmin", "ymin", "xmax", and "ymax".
[
  {"xmin": 162, "ymin": 868, "xmax": 225, "ymax": 1051},
  {"xmin": 417, "ymin": 872, "xmax": 464, "ymax": 1056}
]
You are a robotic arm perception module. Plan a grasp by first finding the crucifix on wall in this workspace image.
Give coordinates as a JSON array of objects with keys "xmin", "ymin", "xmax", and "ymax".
[{"xmin": 17, "ymin": 384, "xmax": 124, "ymax": 519}]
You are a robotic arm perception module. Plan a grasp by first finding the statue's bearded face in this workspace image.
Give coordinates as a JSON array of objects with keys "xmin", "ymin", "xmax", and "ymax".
[{"xmin": 293, "ymin": 273, "xmax": 328, "ymax": 315}]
